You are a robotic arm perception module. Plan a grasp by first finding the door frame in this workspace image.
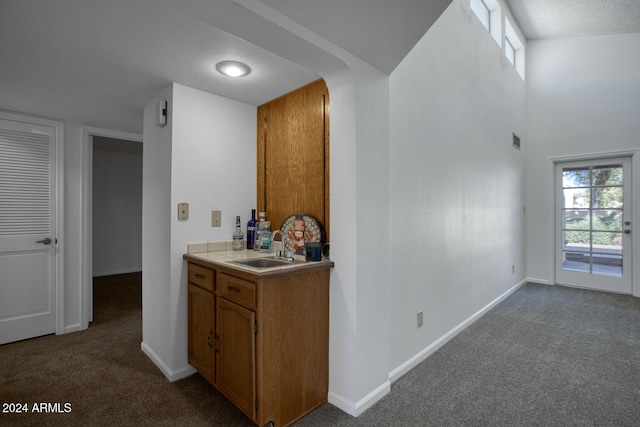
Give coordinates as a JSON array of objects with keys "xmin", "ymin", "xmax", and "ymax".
[
  {"xmin": 0, "ymin": 110, "xmax": 65, "ymax": 336},
  {"xmin": 80, "ymin": 126, "xmax": 142, "ymax": 327},
  {"xmin": 549, "ymin": 149, "xmax": 640, "ymax": 297}
]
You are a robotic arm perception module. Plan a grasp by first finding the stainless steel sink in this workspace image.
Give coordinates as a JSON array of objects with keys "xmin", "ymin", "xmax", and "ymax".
[{"xmin": 229, "ymin": 257, "xmax": 293, "ymax": 268}]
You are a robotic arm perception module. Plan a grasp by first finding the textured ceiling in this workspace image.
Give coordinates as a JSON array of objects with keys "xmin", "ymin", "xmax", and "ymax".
[
  {"xmin": 505, "ymin": 0, "xmax": 640, "ymax": 39},
  {"xmin": 0, "ymin": 0, "xmax": 320, "ymax": 132},
  {"xmin": 2, "ymin": 0, "xmax": 639, "ymax": 134},
  {"xmin": 0, "ymin": 0, "xmax": 451, "ymax": 133}
]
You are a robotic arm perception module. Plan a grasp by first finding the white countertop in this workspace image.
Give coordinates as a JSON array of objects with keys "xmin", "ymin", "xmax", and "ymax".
[{"xmin": 184, "ymin": 243, "xmax": 333, "ymax": 275}]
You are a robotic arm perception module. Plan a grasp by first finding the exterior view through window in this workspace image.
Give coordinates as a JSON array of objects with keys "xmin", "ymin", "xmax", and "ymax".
[{"xmin": 561, "ymin": 163, "xmax": 624, "ymax": 277}]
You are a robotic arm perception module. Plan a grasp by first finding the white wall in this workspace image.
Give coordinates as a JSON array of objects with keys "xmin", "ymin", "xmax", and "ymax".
[
  {"xmin": 141, "ymin": 83, "xmax": 256, "ymax": 379},
  {"xmin": 388, "ymin": 0, "xmax": 526, "ymax": 374},
  {"xmin": 136, "ymin": 0, "xmax": 530, "ymax": 414},
  {"xmin": 63, "ymin": 121, "xmax": 84, "ymax": 333},
  {"xmin": 141, "ymin": 84, "xmax": 174, "ymax": 373},
  {"xmin": 92, "ymin": 139, "xmax": 142, "ymax": 276},
  {"xmin": 525, "ymin": 33, "xmax": 640, "ymax": 292}
]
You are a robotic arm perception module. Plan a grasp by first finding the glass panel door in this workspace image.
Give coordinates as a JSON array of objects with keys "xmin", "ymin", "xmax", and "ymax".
[{"xmin": 555, "ymin": 157, "xmax": 632, "ymax": 293}]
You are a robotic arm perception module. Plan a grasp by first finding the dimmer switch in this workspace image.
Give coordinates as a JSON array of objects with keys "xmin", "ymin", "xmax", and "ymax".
[{"xmin": 178, "ymin": 203, "xmax": 189, "ymax": 220}]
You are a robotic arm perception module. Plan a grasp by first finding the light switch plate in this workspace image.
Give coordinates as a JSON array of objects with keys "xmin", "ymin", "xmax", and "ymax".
[
  {"xmin": 211, "ymin": 210, "xmax": 221, "ymax": 227},
  {"xmin": 178, "ymin": 203, "xmax": 189, "ymax": 220}
]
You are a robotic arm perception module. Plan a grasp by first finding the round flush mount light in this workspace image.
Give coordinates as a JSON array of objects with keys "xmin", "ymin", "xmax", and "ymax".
[{"xmin": 216, "ymin": 60, "xmax": 251, "ymax": 77}]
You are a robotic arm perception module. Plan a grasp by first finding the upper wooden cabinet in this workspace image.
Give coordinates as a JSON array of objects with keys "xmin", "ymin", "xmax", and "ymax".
[{"xmin": 257, "ymin": 79, "xmax": 330, "ymax": 241}]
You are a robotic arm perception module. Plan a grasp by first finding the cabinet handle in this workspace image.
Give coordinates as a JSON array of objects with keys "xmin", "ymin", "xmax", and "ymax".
[
  {"xmin": 227, "ymin": 286, "xmax": 240, "ymax": 293},
  {"xmin": 194, "ymin": 273, "xmax": 205, "ymax": 279},
  {"xmin": 207, "ymin": 331, "xmax": 213, "ymax": 348}
]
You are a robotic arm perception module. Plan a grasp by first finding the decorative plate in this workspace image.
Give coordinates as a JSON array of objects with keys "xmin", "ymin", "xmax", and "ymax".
[{"xmin": 280, "ymin": 214, "xmax": 326, "ymax": 255}]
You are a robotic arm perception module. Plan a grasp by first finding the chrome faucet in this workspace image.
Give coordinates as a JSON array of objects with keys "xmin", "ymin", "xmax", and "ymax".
[{"xmin": 271, "ymin": 229, "xmax": 294, "ymax": 262}]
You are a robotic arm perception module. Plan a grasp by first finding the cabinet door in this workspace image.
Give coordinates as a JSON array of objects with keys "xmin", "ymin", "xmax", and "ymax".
[
  {"xmin": 257, "ymin": 78, "xmax": 330, "ymax": 240},
  {"xmin": 188, "ymin": 284, "xmax": 215, "ymax": 384},
  {"xmin": 215, "ymin": 297, "xmax": 256, "ymax": 420}
]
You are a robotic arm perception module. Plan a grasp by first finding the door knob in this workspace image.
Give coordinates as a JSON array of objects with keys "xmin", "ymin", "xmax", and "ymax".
[
  {"xmin": 624, "ymin": 229, "xmax": 631, "ymax": 234},
  {"xmin": 36, "ymin": 238, "xmax": 52, "ymax": 245}
]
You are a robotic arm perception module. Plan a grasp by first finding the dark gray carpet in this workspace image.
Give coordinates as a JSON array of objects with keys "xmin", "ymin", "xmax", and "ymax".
[
  {"xmin": 297, "ymin": 283, "xmax": 640, "ymax": 426},
  {"xmin": 1, "ymin": 279, "xmax": 639, "ymax": 426}
]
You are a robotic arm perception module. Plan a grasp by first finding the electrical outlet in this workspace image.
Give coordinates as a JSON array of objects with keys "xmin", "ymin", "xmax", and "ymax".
[
  {"xmin": 417, "ymin": 310, "xmax": 423, "ymax": 328},
  {"xmin": 177, "ymin": 202, "xmax": 189, "ymax": 220},
  {"xmin": 211, "ymin": 210, "xmax": 221, "ymax": 227}
]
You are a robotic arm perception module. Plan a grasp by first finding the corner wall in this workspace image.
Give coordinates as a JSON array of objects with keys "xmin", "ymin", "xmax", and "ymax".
[{"xmin": 141, "ymin": 83, "xmax": 256, "ymax": 379}]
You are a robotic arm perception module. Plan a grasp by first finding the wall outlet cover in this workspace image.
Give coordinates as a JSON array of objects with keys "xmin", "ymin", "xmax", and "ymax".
[
  {"xmin": 178, "ymin": 202, "xmax": 189, "ymax": 220},
  {"xmin": 211, "ymin": 210, "xmax": 222, "ymax": 227}
]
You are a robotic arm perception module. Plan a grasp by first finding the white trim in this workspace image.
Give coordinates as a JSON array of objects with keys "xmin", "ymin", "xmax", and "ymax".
[
  {"xmin": 80, "ymin": 126, "xmax": 142, "ymax": 329},
  {"xmin": 633, "ymin": 153, "xmax": 640, "ymax": 297},
  {"xmin": 550, "ymin": 148, "xmax": 640, "ymax": 163},
  {"xmin": 549, "ymin": 149, "xmax": 640, "ymax": 296},
  {"xmin": 470, "ymin": 0, "xmax": 502, "ymax": 47},
  {"xmin": 0, "ymin": 110, "xmax": 65, "ymax": 337},
  {"xmin": 55, "ymin": 121, "xmax": 65, "ymax": 336},
  {"xmin": 504, "ymin": 16, "xmax": 525, "ymax": 79},
  {"xmin": 64, "ymin": 323, "xmax": 83, "ymax": 334},
  {"xmin": 140, "ymin": 342, "xmax": 196, "ymax": 382},
  {"xmin": 389, "ymin": 279, "xmax": 527, "ymax": 385},
  {"xmin": 93, "ymin": 268, "xmax": 142, "ymax": 277},
  {"xmin": 328, "ymin": 381, "xmax": 391, "ymax": 417},
  {"xmin": 526, "ymin": 277, "xmax": 552, "ymax": 285}
]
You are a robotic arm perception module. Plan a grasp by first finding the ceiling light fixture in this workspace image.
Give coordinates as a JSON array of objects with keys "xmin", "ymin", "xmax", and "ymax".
[{"xmin": 216, "ymin": 60, "xmax": 251, "ymax": 77}]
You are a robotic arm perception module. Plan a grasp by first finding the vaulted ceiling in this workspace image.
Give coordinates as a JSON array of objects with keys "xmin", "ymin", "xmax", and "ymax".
[{"xmin": 1, "ymin": 0, "xmax": 638, "ymax": 133}]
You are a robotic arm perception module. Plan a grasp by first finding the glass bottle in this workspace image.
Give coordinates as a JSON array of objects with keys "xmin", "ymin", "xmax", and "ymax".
[
  {"xmin": 232, "ymin": 215, "xmax": 244, "ymax": 251},
  {"xmin": 254, "ymin": 212, "xmax": 266, "ymax": 251},
  {"xmin": 259, "ymin": 221, "xmax": 271, "ymax": 253},
  {"xmin": 246, "ymin": 209, "xmax": 257, "ymax": 250}
]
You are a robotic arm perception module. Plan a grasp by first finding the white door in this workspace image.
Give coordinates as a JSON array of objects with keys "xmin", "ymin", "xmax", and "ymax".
[
  {"xmin": 0, "ymin": 118, "xmax": 58, "ymax": 344},
  {"xmin": 555, "ymin": 157, "xmax": 632, "ymax": 293}
]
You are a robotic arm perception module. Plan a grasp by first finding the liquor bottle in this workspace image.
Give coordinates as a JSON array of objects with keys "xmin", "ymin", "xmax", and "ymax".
[
  {"xmin": 232, "ymin": 215, "xmax": 245, "ymax": 251},
  {"xmin": 246, "ymin": 209, "xmax": 257, "ymax": 250}
]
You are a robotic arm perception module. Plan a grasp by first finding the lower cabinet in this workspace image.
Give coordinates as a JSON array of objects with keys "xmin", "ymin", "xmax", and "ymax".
[
  {"xmin": 215, "ymin": 297, "xmax": 256, "ymax": 419},
  {"xmin": 186, "ymin": 260, "xmax": 330, "ymax": 427},
  {"xmin": 187, "ymin": 265, "xmax": 215, "ymax": 385}
]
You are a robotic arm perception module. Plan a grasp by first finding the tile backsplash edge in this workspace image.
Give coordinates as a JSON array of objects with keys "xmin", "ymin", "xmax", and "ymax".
[{"xmin": 187, "ymin": 241, "xmax": 232, "ymax": 253}]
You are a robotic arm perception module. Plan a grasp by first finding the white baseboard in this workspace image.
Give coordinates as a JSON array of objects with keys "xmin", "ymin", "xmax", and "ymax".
[
  {"xmin": 526, "ymin": 277, "xmax": 551, "ymax": 285},
  {"xmin": 328, "ymin": 380, "xmax": 390, "ymax": 417},
  {"xmin": 388, "ymin": 279, "xmax": 527, "ymax": 384},
  {"xmin": 93, "ymin": 267, "xmax": 142, "ymax": 277},
  {"xmin": 62, "ymin": 323, "xmax": 83, "ymax": 334},
  {"xmin": 140, "ymin": 342, "xmax": 196, "ymax": 382}
]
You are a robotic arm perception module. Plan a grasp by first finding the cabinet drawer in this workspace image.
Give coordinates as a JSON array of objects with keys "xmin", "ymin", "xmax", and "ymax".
[
  {"xmin": 218, "ymin": 273, "xmax": 256, "ymax": 310},
  {"xmin": 188, "ymin": 263, "xmax": 215, "ymax": 293}
]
